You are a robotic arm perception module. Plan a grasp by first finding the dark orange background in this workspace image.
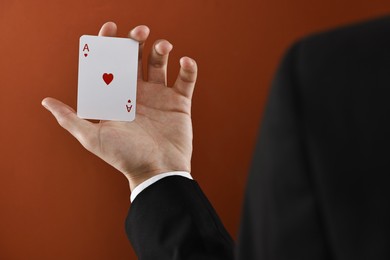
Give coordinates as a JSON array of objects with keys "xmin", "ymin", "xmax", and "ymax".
[{"xmin": 1, "ymin": 0, "xmax": 390, "ymax": 259}]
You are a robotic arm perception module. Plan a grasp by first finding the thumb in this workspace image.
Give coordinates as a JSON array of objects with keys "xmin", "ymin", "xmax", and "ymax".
[{"xmin": 42, "ymin": 97, "xmax": 96, "ymax": 147}]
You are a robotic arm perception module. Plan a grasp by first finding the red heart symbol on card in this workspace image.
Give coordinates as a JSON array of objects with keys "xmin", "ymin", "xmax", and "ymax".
[
  {"xmin": 102, "ymin": 73, "xmax": 114, "ymax": 85},
  {"xmin": 84, "ymin": 53, "xmax": 88, "ymax": 57}
]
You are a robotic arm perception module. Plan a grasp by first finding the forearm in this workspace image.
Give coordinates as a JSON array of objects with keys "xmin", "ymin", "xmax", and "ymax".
[{"xmin": 126, "ymin": 176, "xmax": 234, "ymax": 260}]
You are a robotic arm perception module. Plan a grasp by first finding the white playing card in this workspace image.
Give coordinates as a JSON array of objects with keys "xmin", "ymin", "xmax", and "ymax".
[{"xmin": 77, "ymin": 35, "xmax": 138, "ymax": 121}]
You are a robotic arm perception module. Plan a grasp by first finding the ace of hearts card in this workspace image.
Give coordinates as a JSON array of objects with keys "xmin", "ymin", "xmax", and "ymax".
[{"xmin": 77, "ymin": 35, "xmax": 139, "ymax": 121}]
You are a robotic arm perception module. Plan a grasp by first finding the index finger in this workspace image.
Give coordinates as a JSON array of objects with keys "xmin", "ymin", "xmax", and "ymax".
[{"xmin": 98, "ymin": 21, "xmax": 118, "ymax": 37}]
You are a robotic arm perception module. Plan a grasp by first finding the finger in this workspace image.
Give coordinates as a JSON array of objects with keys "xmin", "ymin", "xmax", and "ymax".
[
  {"xmin": 128, "ymin": 25, "xmax": 150, "ymax": 80},
  {"xmin": 173, "ymin": 57, "xmax": 198, "ymax": 99},
  {"xmin": 98, "ymin": 21, "xmax": 117, "ymax": 37},
  {"xmin": 147, "ymin": 39, "xmax": 173, "ymax": 85},
  {"xmin": 42, "ymin": 97, "xmax": 97, "ymax": 150}
]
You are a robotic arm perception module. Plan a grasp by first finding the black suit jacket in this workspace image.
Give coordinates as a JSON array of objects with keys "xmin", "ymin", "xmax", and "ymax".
[{"xmin": 126, "ymin": 16, "xmax": 390, "ymax": 259}]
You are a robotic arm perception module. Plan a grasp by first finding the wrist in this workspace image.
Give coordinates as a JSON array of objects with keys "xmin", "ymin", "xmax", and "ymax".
[
  {"xmin": 125, "ymin": 166, "xmax": 191, "ymax": 191},
  {"xmin": 127, "ymin": 170, "xmax": 163, "ymax": 191},
  {"xmin": 129, "ymin": 171, "xmax": 193, "ymax": 202}
]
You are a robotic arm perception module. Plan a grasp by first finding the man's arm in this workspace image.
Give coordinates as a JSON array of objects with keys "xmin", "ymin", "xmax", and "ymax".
[
  {"xmin": 126, "ymin": 176, "xmax": 234, "ymax": 260},
  {"xmin": 42, "ymin": 22, "xmax": 234, "ymax": 259}
]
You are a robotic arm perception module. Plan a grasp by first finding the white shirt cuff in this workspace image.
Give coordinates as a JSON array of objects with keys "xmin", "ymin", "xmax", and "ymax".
[{"xmin": 130, "ymin": 171, "xmax": 193, "ymax": 202}]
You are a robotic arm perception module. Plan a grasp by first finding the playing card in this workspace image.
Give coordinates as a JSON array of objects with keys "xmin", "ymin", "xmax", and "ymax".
[{"xmin": 77, "ymin": 35, "xmax": 138, "ymax": 121}]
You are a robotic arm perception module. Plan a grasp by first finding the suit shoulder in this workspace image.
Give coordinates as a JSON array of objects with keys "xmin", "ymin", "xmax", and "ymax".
[
  {"xmin": 299, "ymin": 15, "xmax": 390, "ymax": 52},
  {"xmin": 284, "ymin": 15, "xmax": 390, "ymax": 90}
]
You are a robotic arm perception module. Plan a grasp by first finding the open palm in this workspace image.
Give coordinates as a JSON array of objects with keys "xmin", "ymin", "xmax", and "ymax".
[{"xmin": 42, "ymin": 22, "xmax": 197, "ymax": 190}]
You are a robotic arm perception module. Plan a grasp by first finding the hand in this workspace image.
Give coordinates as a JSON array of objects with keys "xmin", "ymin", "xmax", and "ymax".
[{"xmin": 42, "ymin": 22, "xmax": 197, "ymax": 191}]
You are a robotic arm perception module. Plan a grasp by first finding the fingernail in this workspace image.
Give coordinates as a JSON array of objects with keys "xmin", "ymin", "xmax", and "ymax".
[
  {"xmin": 129, "ymin": 28, "xmax": 138, "ymax": 37},
  {"xmin": 167, "ymin": 42, "xmax": 173, "ymax": 51},
  {"xmin": 180, "ymin": 57, "xmax": 194, "ymax": 67},
  {"xmin": 155, "ymin": 41, "xmax": 173, "ymax": 55},
  {"xmin": 180, "ymin": 57, "xmax": 185, "ymax": 67},
  {"xmin": 41, "ymin": 100, "xmax": 49, "ymax": 110},
  {"xmin": 130, "ymin": 25, "xmax": 150, "ymax": 39}
]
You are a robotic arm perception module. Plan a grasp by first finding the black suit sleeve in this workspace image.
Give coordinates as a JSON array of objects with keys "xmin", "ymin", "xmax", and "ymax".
[
  {"xmin": 125, "ymin": 40, "xmax": 332, "ymax": 260},
  {"xmin": 236, "ymin": 41, "xmax": 331, "ymax": 259},
  {"xmin": 125, "ymin": 176, "xmax": 234, "ymax": 260}
]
